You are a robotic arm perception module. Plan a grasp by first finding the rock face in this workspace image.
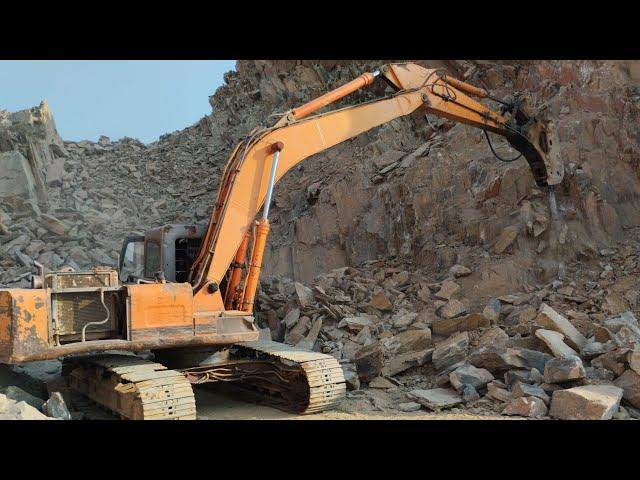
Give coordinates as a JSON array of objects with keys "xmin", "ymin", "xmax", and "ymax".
[
  {"xmin": 0, "ymin": 151, "xmax": 37, "ymax": 199},
  {"xmin": 549, "ymin": 385, "xmax": 623, "ymax": 420}
]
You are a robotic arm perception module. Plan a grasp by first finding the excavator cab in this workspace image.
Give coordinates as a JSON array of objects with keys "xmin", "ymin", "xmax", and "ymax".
[{"xmin": 118, "ymin": 224, "xmax": 205, "ymax": 284}]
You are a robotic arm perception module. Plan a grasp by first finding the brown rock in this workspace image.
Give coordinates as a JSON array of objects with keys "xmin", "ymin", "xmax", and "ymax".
[
  {"xmin": 494, "ymin": 225, "xmax": 519, "ymax": 254},
  {"xmin": 549, "ymin": 385, "xmax": 623, "ymax": 420},
  {"xmin": 629, "ymin": 349, "xmax": 640, "ymax": 374},
  {"xmin": 432, "ymin": 313, "xmax": 490, "ymax": 336},
  {"xmin": 369, "ymin": 291, "xmax": 393, "ymax": 311},
  {"xmin": 535, "ymin": 303, "xmax": 587, "ymax": 351},
  {"xmin": 543, "ymin": 356, "xmax": 586, "ymax": 384},
  {"xmin": 449, "ymin": 264, "xmax": 472, "ymax": 278},
  {"xmin": 603, "ymin": 293, "xmax": 629, "ymax": 315},
  {"xmin": 478, "ymin": 327, "xmax": 509, "ymax": 347},
  {"xmin": 388, "ymin": 329, "xmax": 432, "ymax": 354},
  {"xmin": 502, "ymin": 396, "xmax": 548, "ymax": 418},
  {"xmin": 613, "ymin": 369, "xmax": 640, "ymax": 408},
  {"xmin": 591, "ymin": 348, "xmax": 630, "ymax": 376},
  {"xmin": 439, "ymin": 299, "xmax": 468, "ymax": 319},
  {"xmin": 534, "ymin": 329, "xmax": 580, "ymax": 358},
  {"xmin": 354, "ymin": 342, "xmax": 384, "ymax": 382},
  {"xmin": 382, "ymin": 349, "xmax": 432, "ymax": 376},
  {"xmin": 432, "ymin": 331, "xmax": 469, "ymax": 371},
  {"xmin": 435, "ymin": 280, "xmax": 461, "ymax": 300},
  {"xmin": 369, "ymin": 376, "xmax": 396, "ymax": 389},
  {"xmin": 487, "ymin": 381, "xmax": 513, "ymax": 402},
  {"xmin": 40, "ymin": 214, "xmax": 69, "ymax": 236}
]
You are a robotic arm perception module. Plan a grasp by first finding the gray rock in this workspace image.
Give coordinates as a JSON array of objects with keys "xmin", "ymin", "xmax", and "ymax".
[
  {"xmin": 0, "ymin": 151, "xmax": 37, "ymax": 200},
  {"xmin": 581, "ymin": 341, "xmax": 615, "ymax": 359},
  {"xmin": 397, "ymin": 402, "xmax": 422, "ymax": 412},
  {"xmin": 461, "ymin": 384, "xmax": 480, "ymax": 402},
  {"xmin": 338, "ymin": 314, "xmax": 376, "ymax": 333},
  {"xmin": 4, "ymin": 386, "xmax": 44, "ymax": 411},
  {"xmin": 43, "ymin": 392, "xmax": 71, "ymax": 420},
  {"xmin": 504, "ymin": 369, "xmax": 534, "ymax": 386},
  {"xmin": 449, "ymin": 363, "xmax": 494, "ymax": 392},
  {"xmin": 342, "ymin": 365, "xmax": 360, "ymax": 391},
  {"xmin": 483, "ymin": 298, "xmax": 502, "ymax": 323},
  {"xmin": 511, "ymin": 381, "xmax": 550, "ymax": 404},
  {"xmin": 391, "ymin": 310, "xmax": 418, "ymax": 329},
  {"xmin": 432, "ymin": 331, "xmax": 469, "ymax": 371},
  {"xmin": 408, "ymin": 388, "xmax": 463, "ymax": 410},
  {"xmin": 282, "ymin": 307, "xmax": 300, "ymax": 329},
  {"xmin": 585, "ymin": 366, "xmax": 615, "ymax": 381},
  {"xmin": 294, "ymin": 282, "xmax": 314, "ymax": 308}
]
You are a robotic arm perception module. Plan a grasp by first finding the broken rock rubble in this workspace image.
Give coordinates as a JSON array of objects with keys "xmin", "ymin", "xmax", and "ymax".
[{"xmin": 256, "ymin": 268, "xmax": 640, "ymax": 419}]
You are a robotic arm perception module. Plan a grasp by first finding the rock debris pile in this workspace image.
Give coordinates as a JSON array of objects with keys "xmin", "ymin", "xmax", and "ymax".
[{"xmin": 256, "ymin": 245, "xmax": 640, "ymax": 419}]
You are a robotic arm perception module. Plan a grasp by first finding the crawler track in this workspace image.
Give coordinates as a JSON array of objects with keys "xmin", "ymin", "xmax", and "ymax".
[
  {"xmin": 227, "ymin": 340, "xmax": 346, "ymax": 414},
  {"xmin": 67, "ymin": 354, "xmax": 196, "ymax": 420}
]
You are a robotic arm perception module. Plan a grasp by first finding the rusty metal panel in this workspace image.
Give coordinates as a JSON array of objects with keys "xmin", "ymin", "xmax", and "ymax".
[
  {"xmin": 53, "ymin": 291, "xmax": 118, "ymax": 337},
  {"xmin": 46, "ymin": 269, "xmax": 118, "ymax": 289},
  {"xmin": 0, "ymin": 291, "xmax": 13, "ymax": 361},
  {"xmin": 1, "ymin": 289, "xmax": 49, "ymax": 363}
]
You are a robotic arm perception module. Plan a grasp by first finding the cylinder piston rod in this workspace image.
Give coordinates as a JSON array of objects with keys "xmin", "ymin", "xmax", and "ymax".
[{"xmin": 240, "ymin": 142, "xmax": 284, "ymax": 312}]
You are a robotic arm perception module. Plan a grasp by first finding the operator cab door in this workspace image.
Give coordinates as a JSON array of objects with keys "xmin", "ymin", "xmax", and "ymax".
[{"xmin": 118, "ymin": 235, "xmax": 145, "ymax": 283}]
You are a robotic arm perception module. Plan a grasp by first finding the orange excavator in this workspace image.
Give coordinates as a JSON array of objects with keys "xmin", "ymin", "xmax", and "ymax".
[{"xmin": 0, "ymin": 63, "xmax": 563, "ymax": 419}]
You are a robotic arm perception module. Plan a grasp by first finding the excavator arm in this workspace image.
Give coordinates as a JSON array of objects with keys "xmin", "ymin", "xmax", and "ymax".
[{"xmin": 188, "ymin": 62, "xmax": 564, "ymax": 312}]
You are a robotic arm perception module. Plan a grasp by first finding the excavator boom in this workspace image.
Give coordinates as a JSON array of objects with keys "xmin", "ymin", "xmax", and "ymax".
[{"xmin": 189, "ymin": 62, "xmax": 563, "ymax": 312}]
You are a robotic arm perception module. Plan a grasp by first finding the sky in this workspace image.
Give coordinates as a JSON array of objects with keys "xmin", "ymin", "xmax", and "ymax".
[{"xmin": 0, "ymin": 60, "xmax": 236, "ymax": 144}]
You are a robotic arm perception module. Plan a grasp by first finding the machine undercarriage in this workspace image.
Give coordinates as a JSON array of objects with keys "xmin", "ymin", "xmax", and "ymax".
[{"xmin": 63, "ymin": 340, "xmax": 346, "ymax": 420}]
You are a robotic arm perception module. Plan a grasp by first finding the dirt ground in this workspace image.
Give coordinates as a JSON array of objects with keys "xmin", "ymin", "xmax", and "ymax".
[
  {"xmin": 192, "ymin": 385, "xmax": 507, "ymax": 420},
  {"xmin": 1, "ymin": 361, "xmax": 508, "ymax": 420}
]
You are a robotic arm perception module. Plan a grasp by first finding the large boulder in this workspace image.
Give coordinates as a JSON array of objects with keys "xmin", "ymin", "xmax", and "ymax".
[{"xmin": 549, "ymin": 385, "xmax": 623, "ymax": 420}]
